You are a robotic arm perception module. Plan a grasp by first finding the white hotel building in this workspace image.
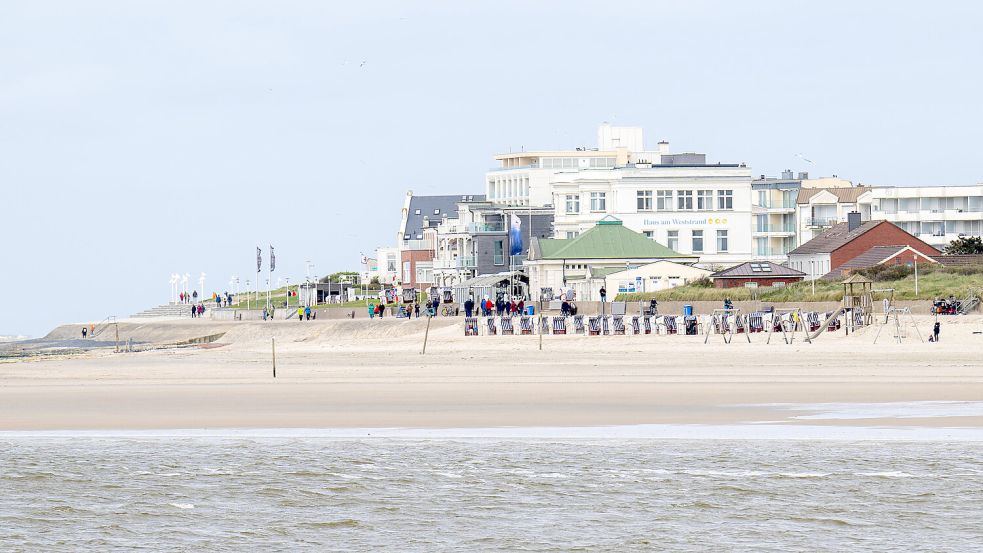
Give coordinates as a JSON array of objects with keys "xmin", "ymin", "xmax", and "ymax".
[
  {"xmin": 864, "ymin": 185, "xmax": 983, "ymax": 249},
  {"xmin": 485, "ymin": 124, "xmax": 753, "ymax": 266}
]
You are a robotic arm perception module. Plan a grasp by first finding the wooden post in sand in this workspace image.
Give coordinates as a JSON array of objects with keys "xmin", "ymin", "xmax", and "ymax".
[
  {"xmin": 272, "ymin": 336, "xmax": 277, "ymax": 378},
  {"xmin": 421, "ymin": 314, "xmax": 432, "ymax": 355},
  {"xmin": 539, "ymin": 315, "xmax": 543, "ymax": 350}
]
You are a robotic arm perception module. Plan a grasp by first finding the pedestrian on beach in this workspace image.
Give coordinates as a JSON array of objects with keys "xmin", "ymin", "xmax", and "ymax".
[
  {"xmin": 262, "ymin": 307, "xmax": 268, "ymax": 321},
  {"xmin": 298, "ymin": 306, "xmax": 304, "ymax": 321},
  {"xmin": 378, "ymin": 303, "xmax": 385, "ymax": 318},
  {"xmin": 599, "ymin": 287, "xmax": 607, "ymax": 304},
  {"xmin": 304, "ymin": 305, "xmax": 311, "ymax": 320},
  {"xmin": 191, "ymin": 304, "xmax": 197, "ymax": 318},
  {"xmin": 464, "ymin": 297, "xmax": 474, "ymax": 318},
  {"xmin": 414, "ymin": 302, "xmax": 420, "ymax": 318},
  {"xmin": 561, "ymin": 300, "xmax": 570, "ymax": 317},
  {"xmin": 82, "ymin": 327, "xmax": 87, "ymax": 339},
  {"xmin": 933, "ymin": 321, "xmax": 941, "ymax": 342},
  {"xmin": 368, "ymin": 303, "xmax": 375, "ymax": 319}
]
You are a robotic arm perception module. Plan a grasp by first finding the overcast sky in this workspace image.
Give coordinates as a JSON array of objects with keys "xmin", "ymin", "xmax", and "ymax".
[{"xmin": 2, "ymin": 0, "xmax": 982, "ymax": 336}]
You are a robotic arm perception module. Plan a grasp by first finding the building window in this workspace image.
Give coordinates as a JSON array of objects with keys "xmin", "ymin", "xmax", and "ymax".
[
  {"xmin": 756, "ymin": 190, "xmax": 767, "ymax": 208},
  {"xmin": 692, "ymin": 230, "xmax": 704, "ymax": 253},
  {"xmin": 717, "ymin": 190, "xmax": 734, "ymax": 210},
  {"xmin": 716, "ymin": 230, "xmax": 729, "ymax": 252},
  {"xmin": 403, "ymin": 261, "xmax": 411, "ymax": 282},
  {"xmin": 677, "ymin": 190, "xmax": 694, "ymax": 210},
  {"xmin": 414, "ymin": 209, "xmax": 421, "ymax": 215},
  {"xmin": 590, "ymin": 192, "xmax": 606, "ymax": 212},
  {"xmin": 565, "ymin": 194, "xmax": 580, "ymax": 214},
  {"xmin": 656, "ymin": 190, "xmax": 673, "ymax": 211},
  {"xmin": 637, "ymin": 190, "xmax": 653, "ymax": 211},
  {"xmin": 588, "ymin": 157, "xmax": 616, "ymax": 168},
  {"xmin": 565, "ymin": 231, "xmax": 579, "ymax": 239},
  {"xmin": 667, "ymin": 230, "xmax": 679, "ymax": 251},
  {"xmin": 643, "ymin": 231, "xmax": 654, "ymax": 239},
  {"xmin": 493, "ymin": 240, "xmax": 505, "ymax": 265},
  {"xmin": 697, "ymin": 190, "xmax": 713, "ymax": 210}
]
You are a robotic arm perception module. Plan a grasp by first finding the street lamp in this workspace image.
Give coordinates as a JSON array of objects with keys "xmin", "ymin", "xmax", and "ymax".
[
  {"xmin": 810, "ymin": 260, "xmax": 815, "ymax": 295},
  {"xmin": 199, "ymin": 272, "xmax": 207, "ymax": 302}
]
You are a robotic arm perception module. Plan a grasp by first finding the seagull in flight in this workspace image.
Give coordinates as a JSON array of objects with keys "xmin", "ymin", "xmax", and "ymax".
[
  {"xmin": 359, "ymin": 60, "xmax": 367, "ymax": 67},
  {"xmin": 795, "ymin": 152, "xmax": 814, "ymax": 164}
]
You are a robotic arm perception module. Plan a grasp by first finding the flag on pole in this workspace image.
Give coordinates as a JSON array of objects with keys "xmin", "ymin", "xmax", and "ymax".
[
  {"xmin": 256, "ymin": 247, "xmax": 262, "ymax": 272},
  {"xmin": 509, "ymin": 214, "xmax": 523, "ymax": 256},
  {"xmin": 270, "ymin": 245, "xmax": 276, "ymax": 272}
]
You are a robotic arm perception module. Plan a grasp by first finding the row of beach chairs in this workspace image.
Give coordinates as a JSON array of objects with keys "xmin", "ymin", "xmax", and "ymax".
[
  {"xmin": 467, "ymin": 311, "xmax": 846, "ymax": 337},
  {"xmin": 466, "ymin": 315, "xmax": 695, "ymax": 336}
]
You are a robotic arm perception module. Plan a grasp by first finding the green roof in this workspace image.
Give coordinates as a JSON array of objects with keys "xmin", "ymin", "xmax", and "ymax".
[{"xmin": 539, "ymin": 219, "xmax": 688, "ymax": 260}]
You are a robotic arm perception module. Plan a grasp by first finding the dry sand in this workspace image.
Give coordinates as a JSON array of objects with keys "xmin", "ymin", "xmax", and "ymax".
[{"xmin": 1, "ymin": 315, "xmax": 982, "ymax": 431}]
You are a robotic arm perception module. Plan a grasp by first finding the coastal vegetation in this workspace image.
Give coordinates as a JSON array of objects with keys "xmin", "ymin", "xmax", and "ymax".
[{"xmin": 617, "ymin": 265, "xmax": 983, "ymax": 303}]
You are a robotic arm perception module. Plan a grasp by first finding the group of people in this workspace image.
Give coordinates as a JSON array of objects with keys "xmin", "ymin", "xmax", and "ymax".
[
  {"xmin": 178, "ymin": 291, "xmax": 198, "ymax": 304},
  {"xmin": 190, "ymin": 303, "xmax": 206, "ymax": 318},
  {"xmin": 80, "ymin": 323, "xmax": 95, "ymax": 339},
  {"xmin": 296, "ymin": 305, "xmax": 316, "ymax": 321},
  {"xmin": 463, "ymin": 297, "xmax": 526, "ymax": 318},
  {"xmin": 933, "ymin": 295, "xmax": 962, "ymax": 315}
]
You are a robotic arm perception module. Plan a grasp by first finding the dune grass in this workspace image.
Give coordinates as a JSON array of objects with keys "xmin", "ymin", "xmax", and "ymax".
[{"xmin": 617, "ymin": 265, "xmax": 983, "ymax": 303}]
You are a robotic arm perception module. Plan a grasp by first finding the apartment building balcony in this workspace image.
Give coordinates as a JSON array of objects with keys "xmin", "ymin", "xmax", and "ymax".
[
  {"xmin": 468, "ymin": 222, "xmax": 505, "ymax": 233},
  {"xmin": 433, "ymin": 256, "xmax": 476, "ymax": 270},
  {"xmin": 752, "ymin": 224, "xmax": 796, "ymax": 236},
  {"xmin": 804, "ymin": 217, "xmax": 837, "ymax": 228},
  {"xmin": 401, "ymin": 239, "xmax": 434, "ymax": 251},
  {"xmin": 753, "ymin": 203, "xmax": 796, "ymax": 214}
]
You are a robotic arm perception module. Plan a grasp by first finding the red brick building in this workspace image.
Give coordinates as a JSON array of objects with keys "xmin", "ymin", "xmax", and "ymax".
[
  {"xmin": 711, "ymin": 261, "xmax": 805, "ymax": 288},
  {"xmin": 787, "ymin": 217, "xmax": 941, "ymax": 280}
]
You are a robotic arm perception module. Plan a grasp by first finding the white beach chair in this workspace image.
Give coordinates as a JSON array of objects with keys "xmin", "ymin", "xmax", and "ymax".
[
  {"xmin": 588, "ymin": 316, "xmax": 601, "ymax": 336},
  {"xmin": 552, "ymin": 316, "xmax": 567, "ymax": 335},
  {"xmin": 662, "ymin": 315, "xmax": 678, "ymax": 335},
  {"xmin": 601, "ymin": 316, "xmax": 611, "ymax": 335},
  {"xmin": 630, "ymin": 316, "xmax": 640, "ymax": 335},
  {"xmin": 613, "ymin": 316, "xmax": 626, "ymax": 335},
  {"xmin": 642, "ymin": 315, "xmax": 652, "ymax": 334},
  {"xmin": 464, "ymin": 317, "xmax": 479, "ymax": 336},
  {"xmin": 519, "ymin": 316, "xmax": 533, "ymax": 335},
  {"xmin": 501, "ymin": 317, "xmax": 514, "ymax": 335},
  {"xmin": 573, "ymin": 315, "xmax": 585, "ymax": 335}
]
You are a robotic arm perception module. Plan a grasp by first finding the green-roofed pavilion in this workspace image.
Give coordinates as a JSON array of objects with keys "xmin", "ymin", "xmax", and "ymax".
[{"xmin": 529, "ymin": 217, "xmax": 691, "ymax": 261}]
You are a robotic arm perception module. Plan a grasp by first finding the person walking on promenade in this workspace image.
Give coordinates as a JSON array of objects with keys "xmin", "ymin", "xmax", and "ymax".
[
  {"xmin": 298, "ymin": 306, "xmax": 305, "ymax": 322},
  {"xmin": 414, "ymin": 302, "xmax": 420, "ymax": 318},
  {"xmin": 368, "ymin": 302, "xmax": 376, "ymax": 319},
  {"xmin": 81, "ymin": 327, "xmax": 87, "ymax": 339},
  {"xmin": 378, "ymin": 303, "xmax": 385, "ymax": 319},
  {"xmin": 304, "ymin": 305, "xmax": 311, "ymax": 320},
  {"xmin": 599, "ymin": 287, "xmax": 607, "ymax": 304},
  {"xmin": 464, "ymin": 297, "xmax": 474, "ymax": 318},
  {"xmin": 191, "ymin": 304, "xmax": 197, "ymax": 318}
]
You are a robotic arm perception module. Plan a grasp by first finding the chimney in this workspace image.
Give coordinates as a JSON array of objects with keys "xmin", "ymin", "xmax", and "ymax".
[
  {"xmin": 798, "ymin": 172, "xmax": 809, "ymax": 180},
  {"xmin": 847, "ymin": 211, "xmax": 862, "ymax": 231},
  {"xmin": 658, "ymin": 140, "xmax": 669, "ymax": 155},
  {"xmin": 781, "ymin": 169, "xmax": 793, "ymax": 179}
]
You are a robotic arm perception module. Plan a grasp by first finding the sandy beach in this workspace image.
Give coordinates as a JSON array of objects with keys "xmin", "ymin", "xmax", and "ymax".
[{"xmin": 2, "ymin": 315, "xmax": 982, "ymax": 431}]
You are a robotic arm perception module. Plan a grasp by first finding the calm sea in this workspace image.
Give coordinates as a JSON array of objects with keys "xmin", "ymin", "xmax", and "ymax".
[{"xmin": 2, "ymin": 437, "xmax": 982, "ymax": 552}]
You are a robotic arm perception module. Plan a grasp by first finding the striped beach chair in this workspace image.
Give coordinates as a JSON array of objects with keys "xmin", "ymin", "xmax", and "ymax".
[
  {"xmin": 540, "ymin": 316, "xmax": 551, "ymax": 335},
  {"xmin": 733, "ymin": 314, "xmax": 746, "ymax": 334},
  {"xmin": 601, "ymin": 316, "xmax": 611, "ymax": 335},
  {"xmin": 642, "ymin": 315, "xmax": 652, "ymax": 334},
  {"xmin": 612, "ymin": 316, "xmax": 626, "ymax": 335},
  {"xmin": 519, "ymin": 316, "xmax": 533, "ymax": 335},
  {"xmin": 630, "ymin": 316, "xmax": 640, "ymax": 335},
  {"xmin": 573, "ymin": 315, "xmax": 585, "ymax": 335},
  {"xmin": 806, "ymin": 312, "xmax": 821, "ymax": 332},
  {"xmin": 588, "ymin": 316, "xmax": 601, "ymax": 336},
  {"xmin": 552, "ymin": 316, "xmax": 567, "ymax": 335},
  {"xmin": 748, "ymin": 312, "xmax": 764, "ymax": 333},
  {"xmin": 464, "ymin": 317, "xmax": 479, "ymax": 336},
  {"xmin": 661, "ymin": 315, "xmax": 678, "ymax": 335},
  {"xmin": 486, "ymin": 317, "xmax": 497, "ymax": 336},
  {"xmin": 501, "ymin": 317, "xmax": 514, "ymax": 335}
]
